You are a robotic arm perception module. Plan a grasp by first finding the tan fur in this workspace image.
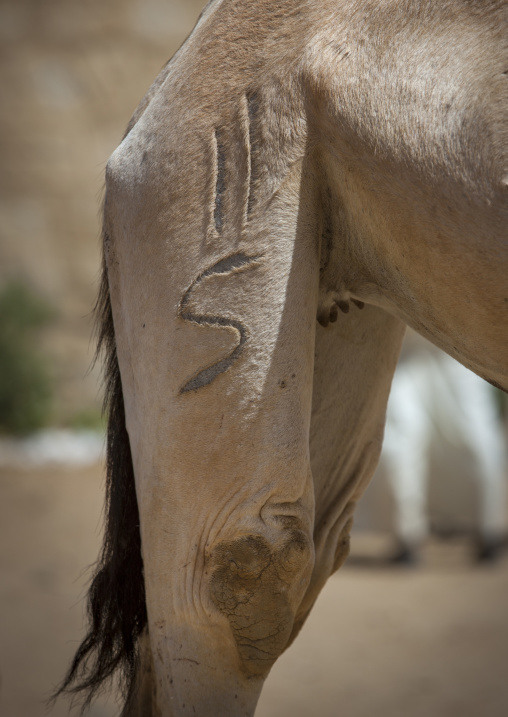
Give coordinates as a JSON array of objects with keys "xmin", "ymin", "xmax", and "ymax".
[{"xmin": 104, "ymin": 1, "xmax": 507, "ymax": 714}]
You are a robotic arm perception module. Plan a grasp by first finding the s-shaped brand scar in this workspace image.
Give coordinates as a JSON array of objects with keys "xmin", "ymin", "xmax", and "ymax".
[{"xmin": 178, "ymin": 252, "xmax": 262, "ymax": 394}]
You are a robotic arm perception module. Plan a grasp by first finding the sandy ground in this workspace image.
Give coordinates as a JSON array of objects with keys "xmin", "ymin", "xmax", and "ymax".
[{"xmin": 1, "ymin": 464, "xmax": 508, "ymax": 717}]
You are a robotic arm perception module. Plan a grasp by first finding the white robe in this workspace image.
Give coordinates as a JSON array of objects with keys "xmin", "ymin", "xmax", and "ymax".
[{"xmin": 383, "ymin": 336, "xmax": 507, "ymax": 546}]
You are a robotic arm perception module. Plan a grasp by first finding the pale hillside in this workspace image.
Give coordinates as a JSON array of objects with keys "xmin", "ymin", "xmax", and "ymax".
[{"xmin": 0, "ymin": 0, "xmax": 205, "ymax": 423}]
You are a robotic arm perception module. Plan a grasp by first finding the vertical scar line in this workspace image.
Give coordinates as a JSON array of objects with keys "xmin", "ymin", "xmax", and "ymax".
[
  {"xmin": 214, "ymin": 129, "xmax": 226, "ymax": 233},
  {"xmin": 246, "ymin": 92, "xmax": 259, "ymax": 218}
]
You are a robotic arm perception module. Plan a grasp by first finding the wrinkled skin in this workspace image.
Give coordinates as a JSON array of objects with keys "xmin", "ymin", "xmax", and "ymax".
[{"xmin": 104, "ymin": 1, "xmax": 508, "ymax": 714}]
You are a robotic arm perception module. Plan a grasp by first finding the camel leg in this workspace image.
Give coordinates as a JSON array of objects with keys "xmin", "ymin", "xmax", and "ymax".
[
  {"xmin": 122, "ymin": 629, "xmax": 158, "ymax": 717},
  {"xmin": 105, "ymin": 127, "xmax": 322, "ymax": 713},
  {"xmin": 290, "ymin": 303, "xmax": 405, "ymax": 639}
]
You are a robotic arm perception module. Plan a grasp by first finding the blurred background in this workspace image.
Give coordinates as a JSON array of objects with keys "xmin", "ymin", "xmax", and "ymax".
[{"xmin": 0, "ymin": 1, "xmax": 507, "ymax": 716}]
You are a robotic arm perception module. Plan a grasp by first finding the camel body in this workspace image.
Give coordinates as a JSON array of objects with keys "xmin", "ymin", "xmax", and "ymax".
[{"xmin": 60, "ymin": 1, "xmax": 507, "ymax": 715}]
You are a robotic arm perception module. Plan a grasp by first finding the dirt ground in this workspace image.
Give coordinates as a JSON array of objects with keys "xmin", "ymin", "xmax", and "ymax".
[{"xmin": 1, "ymin": 464, "xmax": 508, "ymax": 717}]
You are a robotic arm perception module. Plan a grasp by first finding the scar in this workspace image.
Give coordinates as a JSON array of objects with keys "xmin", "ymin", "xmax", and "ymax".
[
  {"xmin": 320, "ymin": 191, "xmax": 334, "ymax": 276},
  {"xmin": 214, "ymin": 129, "xmax": 226, "ymax": 233},
  {"xmin": 246, "ymin": 91, "xmax": 259, "ymax": 217},
  {"xmin": 178, "ymin": 252, "xmax": 261, "ymax": 393}
]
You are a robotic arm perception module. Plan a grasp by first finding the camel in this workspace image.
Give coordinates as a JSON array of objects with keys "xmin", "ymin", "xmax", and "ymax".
[{"xmin": 56, "ymin": 1, "xmax": 508, "ymax": 715}]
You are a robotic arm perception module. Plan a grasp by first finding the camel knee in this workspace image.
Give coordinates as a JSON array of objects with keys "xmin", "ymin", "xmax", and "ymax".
[{"xmin": 208, "ymin": 527, "xmax": 313, "ymax": 677}]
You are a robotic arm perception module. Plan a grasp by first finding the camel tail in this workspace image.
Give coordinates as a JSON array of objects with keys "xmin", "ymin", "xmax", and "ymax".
[{"xmin": 51, "ymin": 225, "xmax": 147, "ymax": 711}]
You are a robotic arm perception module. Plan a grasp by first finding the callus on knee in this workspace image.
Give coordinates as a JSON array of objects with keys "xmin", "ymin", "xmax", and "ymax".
[{"xmin": 208, "ymin": 529, "xmax": 313, "ymax": 676}]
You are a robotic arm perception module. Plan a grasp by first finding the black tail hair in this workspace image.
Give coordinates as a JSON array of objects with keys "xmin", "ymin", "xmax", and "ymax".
[{"xmin": 52, "ymin": 243, "xmax": 147, "ymax": 711}]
